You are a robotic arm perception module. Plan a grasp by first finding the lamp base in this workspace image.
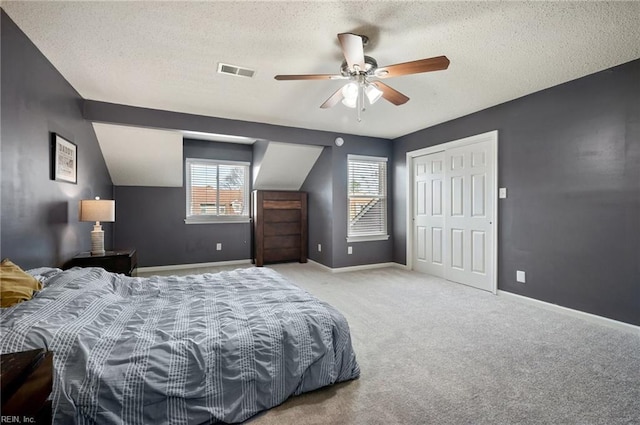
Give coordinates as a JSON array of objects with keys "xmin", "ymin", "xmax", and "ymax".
[{"xmin": 90, "ymin": 224, "xmax": 105, "ymax": 256}]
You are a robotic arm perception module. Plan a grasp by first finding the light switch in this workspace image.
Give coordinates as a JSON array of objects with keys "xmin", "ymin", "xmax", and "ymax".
[{"xmin": 499, "ymin": 188, "xmax": 507, "ymax": 199}]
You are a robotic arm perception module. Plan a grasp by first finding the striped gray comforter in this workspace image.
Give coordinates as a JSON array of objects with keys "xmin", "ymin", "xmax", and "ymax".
[{"xmin": 0, "ymin": 266, "xmax": 360, "ymax": 424}]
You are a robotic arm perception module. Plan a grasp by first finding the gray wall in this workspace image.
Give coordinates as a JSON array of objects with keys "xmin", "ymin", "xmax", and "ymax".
[
  {"xmin": 86, "ymin": 101, "xmax": 394, "ymax": 269},
  {"xmin": 114, "ymin": 140, "xmax": 252, "ymax": 267},
  {"xmin": 301, "ymin": 137, "xmax": 395, "ymax": 269},
  {"xmin": 393, "ymin": 59, "xmax": 640, "ymax": 326},
  {"xmin": 0, "ymin": 10, "xmax": 113, "ymax": 269},
  {"xmin": 301, "ymin": 147, "xmax": 333, "ymax": 266},
  {"xmin": 331, "ymin": 136, "xmax": 394, "ymax": 268},
  {"xmin": 251, "ymin": 140, "xmax": 269, "ymax": 187}
]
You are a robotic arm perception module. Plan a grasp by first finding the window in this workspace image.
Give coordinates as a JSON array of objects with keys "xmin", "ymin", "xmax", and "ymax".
[
  {"xmin": 185, "ymin": 158, "xmax": 250, "ymax": 223},
  {"xmin": 347, "ymin": 155, "xmax": 389, "ymax": 241}
]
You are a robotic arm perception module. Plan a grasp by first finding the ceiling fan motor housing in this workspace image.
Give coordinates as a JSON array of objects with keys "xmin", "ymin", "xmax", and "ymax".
[{"xmin": 341, "ymin": 55, "xmax": 378, "ymax": 77}]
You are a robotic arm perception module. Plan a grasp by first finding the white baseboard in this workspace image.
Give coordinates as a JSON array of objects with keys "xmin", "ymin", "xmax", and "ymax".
[
  {"xmin": 137, "ymin": 259, "xmax": 252, "ymax": 273},
  {"xmin": 498, "ymin": 290, "xmax": 640, "ymax": 335},
  {"xmin": 308, "ymin": 260, "xmax": 402, "ymax": 273},
  {"xmin": 141, "ymin": 259, "xmax": 403, "ymax": 274}
]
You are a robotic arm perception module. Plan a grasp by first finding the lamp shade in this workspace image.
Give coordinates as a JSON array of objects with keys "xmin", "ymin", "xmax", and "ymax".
[{"xmin": 79, "ymin": 198, "xmax": 115, "ymax": 222}]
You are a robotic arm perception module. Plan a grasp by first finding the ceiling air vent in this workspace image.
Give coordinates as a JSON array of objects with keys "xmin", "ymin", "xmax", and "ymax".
[{"xmin": 217, "ymin": 63, "xmax": 255, "ymax": 78}]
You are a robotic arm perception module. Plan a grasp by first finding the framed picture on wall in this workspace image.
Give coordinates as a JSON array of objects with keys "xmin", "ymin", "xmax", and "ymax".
[{"xmin": 51, "ymin": 133, "xmax": 77, "ymax": 184}]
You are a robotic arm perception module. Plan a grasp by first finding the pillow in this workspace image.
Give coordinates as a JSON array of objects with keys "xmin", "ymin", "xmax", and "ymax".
[
  {"xmin": 1, "ymin": 259, "xmax": 43, "ymax": 308},
  {"xmin": 26, "ymin": 267, "xmax": 63, "ymax": 286}
]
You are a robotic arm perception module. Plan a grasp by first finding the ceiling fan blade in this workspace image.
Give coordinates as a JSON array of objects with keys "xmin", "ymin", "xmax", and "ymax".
[
  {"xmin": 275, "ymin": 74, "xmax": 345, "ymax": 81},
  {"xmin": 376, "ymin": 56, "xmax": 450, "ymax": 78},
  {"xmin": 320, "ymin": 87, "xmax": 344, "ymax": 109},
  {"xmin": 373, "ymin": 82, "xmax": 410, "ymax": 105},
  {"xmin": 338, "ymin": 33, "xmax": 366, "ymax": 71}
]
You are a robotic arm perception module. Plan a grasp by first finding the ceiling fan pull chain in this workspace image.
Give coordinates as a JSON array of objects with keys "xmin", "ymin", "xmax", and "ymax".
[{"xmin": 359, "ymin": 81, "xmax": 366, "ymax": 122}]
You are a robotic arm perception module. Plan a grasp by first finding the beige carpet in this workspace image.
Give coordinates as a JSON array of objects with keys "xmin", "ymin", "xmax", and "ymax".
[{"xmin": 139, "ymin": 263, "xmax": 640, "ymax": 425}]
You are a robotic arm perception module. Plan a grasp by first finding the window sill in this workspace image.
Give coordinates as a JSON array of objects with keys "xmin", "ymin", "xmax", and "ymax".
[
  {"xmin": 346, "ymin": 234, "xmax": 390, "ymax": 243},
  {"xmin": 185, "ymin": 217, "xmax": 251, "ymax": 225}
]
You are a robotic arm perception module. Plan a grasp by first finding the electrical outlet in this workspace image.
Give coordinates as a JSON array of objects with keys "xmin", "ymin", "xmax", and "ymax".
[
  {"xmin": 347, "ymin": 246, "xmax": 353, "ymax": 255},
  {"xmin": 318, "ymin": 244, "xmax": 322, "ymax": 252},
  {"xmin": 516, "ymin": 270, "xmax": 526, "ymax": 283},
  {"xmin": 499, "ymin": 188, "xmax": 507, "ymax": 199},
  {"xmin": 216, "ymin": 243, "xmax": 222, "ymax": 251}
]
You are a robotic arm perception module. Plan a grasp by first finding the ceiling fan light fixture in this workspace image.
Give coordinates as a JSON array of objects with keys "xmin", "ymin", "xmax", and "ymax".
[
  {"xmin": 341, "ymin": 96, "xmax": 357, "ymax": 109},
  {"xmin": 341, "ymin": 82, "xmax": 359, "ymax": 108},
  {"xmin": 342, "ymin": 82, "xmax": 359, "ymax": 100},
  {"xmin": 365, "ymin": 83, "xmax": 383, "ymax": 104}
]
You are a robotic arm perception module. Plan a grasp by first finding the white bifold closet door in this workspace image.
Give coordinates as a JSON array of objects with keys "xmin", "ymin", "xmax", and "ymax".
[
  {"xmin": 412, "ymin": 139, "xmax": 495, "ymax": 292},
  {"xmin": 413, "ymin": 151, "xmax": 445, "ymax": 277}
]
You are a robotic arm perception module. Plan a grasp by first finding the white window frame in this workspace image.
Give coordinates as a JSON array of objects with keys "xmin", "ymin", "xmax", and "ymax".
[
  {"xmin": 185, "ymin": 158, "xmax": 251, "ymax": 224},
  {"xmin": 347, "ymin": 154, "xmax": 390, "ymax": 242}
]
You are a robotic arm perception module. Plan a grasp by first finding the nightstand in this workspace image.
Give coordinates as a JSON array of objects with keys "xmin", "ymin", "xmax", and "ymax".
[
  {"xmin": 1, "ymin": 349, "xmax": 53, "ymax": 423},
  {"xmin": 65, "ymin": 249, "xmax": 137, "ymax": 276}
]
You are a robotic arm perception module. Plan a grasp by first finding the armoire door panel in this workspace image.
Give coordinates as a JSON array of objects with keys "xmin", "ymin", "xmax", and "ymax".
[
  {"xmin": 264, "ymin": 248, "xmax": 301, "ymax": 262},
  {"xmin": 263, "ymin": 200, "xmax": 302, "ymax": 210},
  {"xmin": 263, "ymin": 209, "xmax": 301, "ymax": 223},
  {"xmin": 264, "ymin": 222, "xmax": 300, "ymax": 236},
  {"xmin": 264, "ymin": 235, "xmax": 300, "ymax": 249}
]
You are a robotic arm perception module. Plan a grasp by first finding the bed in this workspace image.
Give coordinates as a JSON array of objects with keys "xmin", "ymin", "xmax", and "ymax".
[{"xmin": 0, "ymin": 265, "xmax": 360, "ymax": 424}]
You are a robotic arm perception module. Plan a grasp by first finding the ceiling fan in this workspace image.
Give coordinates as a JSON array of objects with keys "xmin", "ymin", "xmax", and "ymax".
[{"xmin": 274, "ymin": 33, "xmax": 450, "ymax": 120}]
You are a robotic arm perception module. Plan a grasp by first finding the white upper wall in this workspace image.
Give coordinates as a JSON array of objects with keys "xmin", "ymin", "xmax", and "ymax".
[{"xmin": 93, "ymin": 123, "xmax": 183, "ymax": 187}]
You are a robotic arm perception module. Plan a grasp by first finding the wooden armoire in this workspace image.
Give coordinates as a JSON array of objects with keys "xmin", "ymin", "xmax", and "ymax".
[{"xmin": 252, "ymin": 190, "xmax": 307, "ymax": 267}]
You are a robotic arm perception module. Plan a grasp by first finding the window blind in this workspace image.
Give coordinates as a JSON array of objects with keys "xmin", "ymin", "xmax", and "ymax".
[
  {"xmin": 186, "ymin": 158, "xmax": 249, "ymax": 220},
  {"xmin": 347, "ymin": 155, "xmax": 387, "ymax": 238}
]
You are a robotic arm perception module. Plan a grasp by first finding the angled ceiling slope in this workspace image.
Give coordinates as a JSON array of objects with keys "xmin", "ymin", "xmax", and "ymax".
[
  {"xmin": 254, "ymin": 143, "xmax": 323, "ymax": 191},
  {"xmin": 93, "ymin": 123, "xmax": 183, "ymax": 187}
]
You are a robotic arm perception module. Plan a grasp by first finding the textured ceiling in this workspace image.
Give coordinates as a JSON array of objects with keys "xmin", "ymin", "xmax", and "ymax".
[{"xmin": 4, "ymin": 1, "xmax": 639, "ymax": 139}]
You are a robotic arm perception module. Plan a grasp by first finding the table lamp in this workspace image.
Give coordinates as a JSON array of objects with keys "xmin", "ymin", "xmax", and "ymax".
[{"xmin": 79, "ymin": 197, "xmax": 115, "ymax": 255}]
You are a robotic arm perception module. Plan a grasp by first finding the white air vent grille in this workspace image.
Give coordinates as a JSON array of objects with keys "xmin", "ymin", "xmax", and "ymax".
[{"xmin": 218, "ymin": 63, "xmax": 255, "ymax": 78}]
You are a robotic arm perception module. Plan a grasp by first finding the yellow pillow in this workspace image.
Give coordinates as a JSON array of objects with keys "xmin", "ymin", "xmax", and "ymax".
[{"xmin": 0, "ymin": 259, "xmax": 43, "ymax": 308}]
